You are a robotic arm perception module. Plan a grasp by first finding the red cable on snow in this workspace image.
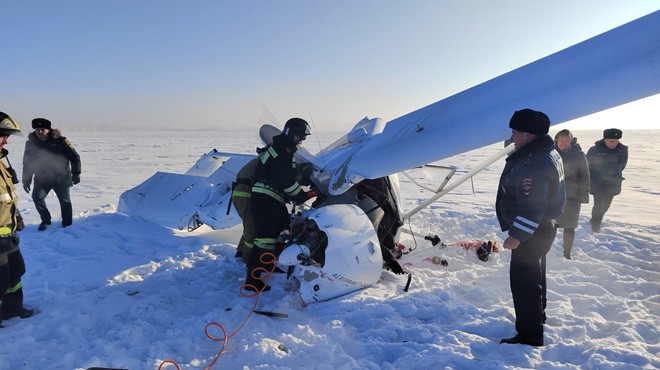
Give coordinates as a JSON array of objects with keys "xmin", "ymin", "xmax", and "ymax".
[{"xmin": 159, "ymin": 252, "xmax": 278, "ymax": 370}]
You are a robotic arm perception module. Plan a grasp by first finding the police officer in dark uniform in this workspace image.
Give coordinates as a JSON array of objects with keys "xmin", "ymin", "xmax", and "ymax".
[
  {"xmin": 586, "ymin": 128, "xmax": 628, "ymax": 233},
  {"xmin": 22, "ymin": 118, "xmax": 81, "ymax": 231},
  {"xmin": 246, "ymin": 118, "xmax": 320, "ymax": 292},
  {"xmin": 496, "ymin": 109, "xmax": 565, "ymax": 347}
]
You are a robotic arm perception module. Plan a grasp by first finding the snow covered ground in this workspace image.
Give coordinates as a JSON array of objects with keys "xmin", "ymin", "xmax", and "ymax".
[{"xmin": 0, "ymin": 127, "xmax": 657, "ymax": 370}]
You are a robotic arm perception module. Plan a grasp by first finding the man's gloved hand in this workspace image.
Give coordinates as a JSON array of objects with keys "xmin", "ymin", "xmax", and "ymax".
[
  {"xmin": 23, "ymin": 183, "xmax": 31, "ymax": 193},
  {"xmin": 72, "ymin": 174, "xmax": 80, "ymax": 185},
  {"xmin": 16, "ymin": 216, "xmax": 25, "ymax": 232},
  {"xmin": 306, "ymin": 188, "xmax": 321, "ymax": 200}
]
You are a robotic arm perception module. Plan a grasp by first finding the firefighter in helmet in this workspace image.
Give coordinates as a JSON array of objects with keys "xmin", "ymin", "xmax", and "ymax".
[
  {"xmin": 0, "ymin": 111, "xmax": 33, "ymax": 326},
  {"xmin": 245, "ymin": 118, "xmax": 320, "ymax": 292}
]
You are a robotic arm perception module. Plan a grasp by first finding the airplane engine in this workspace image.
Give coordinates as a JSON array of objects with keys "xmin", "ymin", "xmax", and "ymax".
[{"xmin": 278, "ymin": 203, "xmax": 383, "ymax": 304}]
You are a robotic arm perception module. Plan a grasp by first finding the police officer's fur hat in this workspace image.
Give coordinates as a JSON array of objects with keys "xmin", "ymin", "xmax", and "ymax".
[
  {"xmin": 32, "ymin": 118, "xmax": 52, "ymax": 130},
  {"xmin": 603, "ymin": 128, "xmax": 622, "ymax": 139},
  {"xmin": 509, "ymin": 109, "xmax": 550, "ymax": 136}
]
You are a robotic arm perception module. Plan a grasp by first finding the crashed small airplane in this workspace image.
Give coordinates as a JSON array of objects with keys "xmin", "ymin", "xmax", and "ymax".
[{"xmin": 119, "ymin": 11, "xmax": 660, "ymax": 304}]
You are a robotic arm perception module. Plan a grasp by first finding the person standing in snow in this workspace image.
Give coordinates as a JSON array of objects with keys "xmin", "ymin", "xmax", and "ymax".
[
  {"xmin": 245, "ymin": 118, "xmax": 320, "ymax": 292},
  {"xmin": 496, "ymin": 109, "xmax": 565, "ymax": 347},
  {"xmin": 231, "ymin": 145, "xmax": 270, "ymax": 264},
  {"xmin": 0, "ymin": 112, "xmax": 33, "ymax": 326},
  {"xmin": 554, "ymin": 129, "xmax": 590, "ymax": 259},
  {"xmin": 586, "ymin": 128, "xmax": 628, "ymax": 233},
  {"xmin": 21, "ymin": 118, "xmax": 81, "ymax": 231}
]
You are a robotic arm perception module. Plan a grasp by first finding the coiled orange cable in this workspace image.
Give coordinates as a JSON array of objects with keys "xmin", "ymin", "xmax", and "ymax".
[{"xmin": 159, "ymin": 252, "xmax": 278, "ymax": 370}]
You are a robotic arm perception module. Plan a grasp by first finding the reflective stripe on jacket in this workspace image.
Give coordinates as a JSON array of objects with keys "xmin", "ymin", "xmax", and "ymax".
[
  {"xmin": 0, "ymin": 154, "xmax": 19, "ymax": 236},
  {"xmin": 252, "ymin": 135, "xmax": 308, "ymax": 203}
]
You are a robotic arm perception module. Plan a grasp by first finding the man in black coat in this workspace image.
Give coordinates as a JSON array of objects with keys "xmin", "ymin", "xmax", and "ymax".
[
  {"xmin": 554, "ymin": 129, "xmax": 590, "ymax": 259},
  {"xmin": 496, "ymin": 109, "xmax": 566, "ymax": 347},
  {"xmin": 22, "ymin": 118, "xmax": 81, "ymax": 231},
  {"xmin": 586, "ymin": 128, "xmax": 628, "ymax": 233}
]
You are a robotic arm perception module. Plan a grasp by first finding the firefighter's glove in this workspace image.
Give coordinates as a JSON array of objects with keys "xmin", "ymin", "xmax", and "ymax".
[
  {"xmin": 72, "ymin": 174, "xmax": 81, "ymax": 185},
  {"xmin": 23, "ymin": 183, "xmax": 31, "ymax": 194},
  {"xmin": 306, "ymin": 188, "xmax": 321, "ymax": 200}
]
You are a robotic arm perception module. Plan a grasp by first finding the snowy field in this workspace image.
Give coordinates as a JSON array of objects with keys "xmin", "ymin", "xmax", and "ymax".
[{"xmin": 0, "ymin": 126, "xmax": 658, "ymax": 370}]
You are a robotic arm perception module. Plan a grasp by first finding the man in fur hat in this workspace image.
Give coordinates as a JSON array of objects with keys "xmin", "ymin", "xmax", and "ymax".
[
  {"xmin": 496, "ymin": 109, "xmax": 566, "ymax": 347},
  {"xmin": 586, "ymin": 128, "xmax": 628, "ymax": 232},
  {"xmin": 22, "ymin": 118, "xmax": 81, "ymax": 231}
]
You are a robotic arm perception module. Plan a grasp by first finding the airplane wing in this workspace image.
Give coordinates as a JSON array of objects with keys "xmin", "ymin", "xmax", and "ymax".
[
  {"xmin": 328, "ymin": 10, "xmax": 660, "ymax": 194},
  {"xmin": 119, "ymin": 11, "xmax": 659, "ymax": 230},
  {"xmin": 118, "ymin": 151, "xmax": 253, "ymax": 230},
  {"xmin": 185, "ymin": 149, "xmax": 253, "ymax": 177}
]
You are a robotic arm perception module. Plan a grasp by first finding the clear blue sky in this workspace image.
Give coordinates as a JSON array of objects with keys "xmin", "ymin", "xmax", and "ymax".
[{"xmin": 1, "ymin": 1, "xmax": 658, "ymax": 131}]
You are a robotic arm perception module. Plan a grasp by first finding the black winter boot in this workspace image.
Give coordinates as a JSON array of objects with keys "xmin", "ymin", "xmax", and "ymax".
[
  {"xmin": 2, "ymin": 307, "xmax": 33, "ymax": 320},
  {"xmin": 245, "ymin": 247, "xmax": 271, "ymax": 293},
  {"xmin": 500, "ymin": 334, "xmax": 543, "ymax": 347},
  {"xmin": 38, "ymin": 221, "xmax": 51, "ymax": 231}
]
